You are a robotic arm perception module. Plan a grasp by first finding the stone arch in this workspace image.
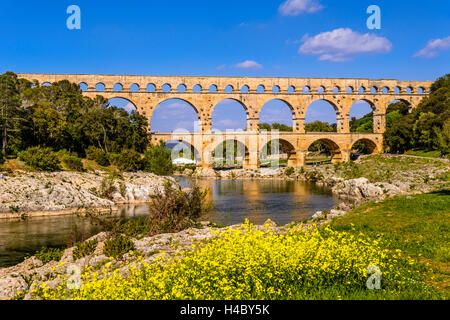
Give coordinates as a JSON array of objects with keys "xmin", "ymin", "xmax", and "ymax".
[
  {"xmin": 95, "ymin": 83, "xmax": 105, "ymax": 91},
  {"xmin": 257, "ymin": 85, "xmax": 265, "ymax": 93},
  {"xmin": 107, "ymin": 97, "xmax": 138, "ymax": 114},
  {"xmin": 150, "ymin": 98, "xmax": 200, "ymax": 133},
  {"xmin": 209, "ymin": 137, "xmax": 249, "ymax": 168},
  {"xmin": 303, "ymin": 86, "xmax": 311, "ymax": 94},
  {"xmin": 79, "ymin": 82, "xmax": 88, "ymax": 91},
  {"xmin": 317, "ymin": 85, "xmax": 325, "ymax": 94},
  {"xmin": 146, "ymin": 83, "xmax": 156, "ymax": 92},
  {"xmin": 287, "ymin": 85, "xmax": 295, "ymax": 93},
  {"xmin": 241, "ymin": 85, "xmax": 249, "ymax": 93},
  {"xmin": 358, "ymin": 86, "xmax": 366, "ymax": 94},
  {"xmin": 211, "ymin": 98, "xmax": 249, "ymax": 131},
  {"xmin": 177, "ymin": 84, "xmax": 187, "ymax": 93},
  {"xmin": 167, "ymin": 139, "xmax": 201, "ymax": 163},
  {"xmin": 306, "ymin": 138, "xmax": 343, "ymax": 163},
  {"xmin": 305, "ymin": 98, "xmax": 340, "ymax": 131},
  {"xmin": 260, "ymin": 138, "xmax": 297, "ymax": 166},
  {"xmin": 346, "ymin": 86, "xmax": 354, "ymax": 94},
  {"xmin": 388, "ymin": 98, "xmax": 413, "ymax": 113},
  {"xmin": 130, "ymin": 83, "xmax": 139, "ymax": 92},
  {"xmin": 417, "ymin": 87, "xmax": 425, "ymax": 94},
  {"xmin": 113, "ymin": 83, "xmax": 123, "ymax": 92},
  {"xmin": 258, "ymin": 98, "xmax": 295, "ymax": 130},
  {"xmin": 209, "ymin": 84, "xmax": 218, "ymax": 93},
  {"xmin": 162, "ymin": 83, "xmax": 172, "ymax": 92},
  {"xmin": 350, "ymin": 138, "xmax": 379, "ymax": 155},
  {"xmin": 349, "ymin": 99, "xmax": 376, "ymax": 133},
  {"xmin": 332, "ymin": 86, "xmax": 340, "ymax": 94},
  {"xmin": 370, "ymin": 86, "xmax": 378, "ymax": 94},
  {"xmin": 382, "ymin": 86, "xmax": 390, "ymax": 94},
  {"xmin": 272, "ymin": 85, "xmax": 280, "ymax": 93},
  {"xmin": 193, "ymin": 84, "xmax": 202, "ymax": 93},
  {"xmin": 225, "ymin": 85, "xmax": 234, "ymax": 93},
  {"xmin": 394, "ymin": 86, "xmax": 401, "ymax": 94}
]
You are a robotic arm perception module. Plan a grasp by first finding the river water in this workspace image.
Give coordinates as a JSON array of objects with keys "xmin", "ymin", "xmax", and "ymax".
[{"xmin": 0, "ymin": 178, "xmax": 338, "ymax": 268}]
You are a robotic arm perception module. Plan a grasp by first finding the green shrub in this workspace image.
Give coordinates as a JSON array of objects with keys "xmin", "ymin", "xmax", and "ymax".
[
  {"xmin": 73, "ymin": 239, "xmax": 98, "ymax": 260},
  {"xmin": 122, "ymin": 218, "xmax": 152, "ymax": 239},
  {"xmin": 145, "ymin": 183, "xmax": 213, "ymax": 236},
  {"xmin": 285, "ymin": 167, "xmax": 294, "ymax": 176},
  {"xmin": 143, "ymin": 141, "xmax": 174, "ymax": 176},
  {"xmin": 86, "ymin": 146, "xmax": 110, "ymax": 167},
  {"xmin": 62, "ymin": 155, "xmax": 84, "ymax": 172},
  {"xmin": 106, "ymin": 152, "xmax": 121, "ymax": 166},
  {"xmin": 19, "ymin": 147, "xmax": 61, "ymax": 171},
  {"xmin": 35, "ymin": 246, "xmax": 63, "ymax": 264},
  {"xmin": 99, "ymin": 176, "xmax": 116, "ymax": 199},
  {"xmin": 118, "ymin": 149, "xmax": 143, "ymax": 172},
  {"xmin": 103, "ymin": 234, "xmax": 135, "ymax": 259}
]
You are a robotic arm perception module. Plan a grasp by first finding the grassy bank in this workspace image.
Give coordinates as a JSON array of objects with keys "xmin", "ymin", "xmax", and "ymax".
[{"xmin": 330, "ymin": 190, "xmax": 450, "ymax": 298}]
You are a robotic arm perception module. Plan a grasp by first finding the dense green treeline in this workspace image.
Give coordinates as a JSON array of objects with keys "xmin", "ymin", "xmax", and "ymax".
[
  {"xmin": 384, "ymin": 74, "xmax": 450, "ymax": 154},
  {"xmin": 0, "ymin": 72, "xmax": 172, "ymax": 174}
]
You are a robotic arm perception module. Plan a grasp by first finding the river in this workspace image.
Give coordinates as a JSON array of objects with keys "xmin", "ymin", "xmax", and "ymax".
[{"xmin": 0, "ymin": 178, "xmax": 338, "ymax": 268}]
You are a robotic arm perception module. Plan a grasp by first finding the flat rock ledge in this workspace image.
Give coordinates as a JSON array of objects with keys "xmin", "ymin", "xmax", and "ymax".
[{"xmin": 0, "ymin": 171, "xmax": 174, "ymax": 218}]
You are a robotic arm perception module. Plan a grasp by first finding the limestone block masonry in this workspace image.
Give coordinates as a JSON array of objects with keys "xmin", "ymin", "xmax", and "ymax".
[{"xmin": 18, "ymin": 73, "xmax": 432, "ymax": 169}]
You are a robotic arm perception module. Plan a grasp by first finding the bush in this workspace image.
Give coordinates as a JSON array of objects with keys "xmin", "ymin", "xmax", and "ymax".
[
  {"xmin": 103, "ymin": 234, "xmax": 135, "ymax": 259},
  {"xmin": 19, "ymin": 147, "xmax": 61, "ymax": 171},
  {"xmin": 34, "ymin": 247, "xmax": 63, "ymax": 264},
  {"xmin": 86, "ymin": 146, "xmax": 110, "ymax": 167},
  {"xmin": 143, "ymin": 141, "xmax": 174, "ymax": 176},
  {"xmin": 145, "ymin": 183, "xmax": 213, "ymax": 236},
  {"xmin": 106, "ymin": 152, "xmax": 121, "ymax": 166},
  {"xmin": 62, "ymin": 155, "xmax": 84, "ymax": 172},
  {"xmin": 99, "ymin": 176, "xmax": 116, "ymax": 199},
  {"xmin": 122, "ymin": 218, "xmax": 152, "ymax": 239},
  {"xmin": 73, "ymin": 239, "xmax": 98, "ymax": 260},
  {"xmin": 118, "ymin": 149, "xmax": 143, "ymax": 172}
]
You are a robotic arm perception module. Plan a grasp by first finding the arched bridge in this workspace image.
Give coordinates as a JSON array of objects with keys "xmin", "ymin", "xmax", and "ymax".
[{"xmin": 18, "ymin": 73, "xmax": 432, "ymax": 168}]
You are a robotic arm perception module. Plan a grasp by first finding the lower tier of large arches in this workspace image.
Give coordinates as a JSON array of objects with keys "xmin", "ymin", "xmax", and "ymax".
[{"xmin": 152, "ymin": 132, "xmax": 384, "ymax": 169}]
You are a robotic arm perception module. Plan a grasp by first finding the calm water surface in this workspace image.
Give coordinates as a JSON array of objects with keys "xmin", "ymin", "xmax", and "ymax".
[{"xmin": 0, "ymin": 178, "xmax": 338, "ymax": 268}]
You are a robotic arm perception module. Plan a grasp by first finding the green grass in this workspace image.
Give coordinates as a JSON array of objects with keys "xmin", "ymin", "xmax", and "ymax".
[
  {"xmin": 406, "ymin": 149, "xmax": 442, "ymax": 158},
  {"xmin": 329, "ymin": 190, "xmax": 450, "ymax": 298}
]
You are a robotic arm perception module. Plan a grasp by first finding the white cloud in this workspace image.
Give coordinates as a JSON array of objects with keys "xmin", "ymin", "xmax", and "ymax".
[
  {"xmin": 414, "ymin": 36, "xmax": 450, "ymax": 58},
  {"xmin": 123, "ymin": 102, "xmax": 137, "ymax": 113},
  {"xmin": 234, "ymin": 60, "xmax": 263, "ymax": 70},
  {"xmin": 279, "ymin": 0, "xmax": 323, "ymax": 16},
  {"xmin": 298, "ymin": 28, "xmax": 392, "ymax": 62},
  {"xmin": 216, "ymin": 64, "xmax": 226, "ymax": 70}
]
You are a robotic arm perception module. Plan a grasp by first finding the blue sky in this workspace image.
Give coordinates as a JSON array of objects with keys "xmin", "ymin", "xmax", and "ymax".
[{"xmin": 1, "ymin": 0, "xmax": 449, "ymax": 130}]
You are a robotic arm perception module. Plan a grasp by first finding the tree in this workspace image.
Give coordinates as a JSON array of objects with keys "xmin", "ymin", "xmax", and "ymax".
[
  {"xmin": 144, "ymin": 141, "xmax": 174, "ymax": 175},
  {"xmin": 0, "ymin": 72, "xmax": 23, "ymax": 154},
  {"xmin": 384, "ymin": 74, "xmax": 450, "ymax": 153},
  {"xmin": 305, "ymin": 121, "xmax": 336, "ymax": 132}
]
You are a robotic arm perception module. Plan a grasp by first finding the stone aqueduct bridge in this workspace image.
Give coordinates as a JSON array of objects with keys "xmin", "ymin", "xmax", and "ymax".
[{"xmin": 18, "ymin": 73, "xmax": 432, "ymax": 169}]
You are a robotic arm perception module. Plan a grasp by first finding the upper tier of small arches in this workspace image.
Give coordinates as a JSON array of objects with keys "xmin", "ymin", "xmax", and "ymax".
[
  {"xmin": 78, "ymin": 82, "xmax": 429, "ymax": 95},
  {"xmin": 18, "ymin": 74, "xmax": 432, "ymax": 96}
]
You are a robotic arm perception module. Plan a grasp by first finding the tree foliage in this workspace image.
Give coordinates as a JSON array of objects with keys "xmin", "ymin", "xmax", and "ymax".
[{"xmin": 384, "ymin": 74, "xmax": 450, "ymax": 154}]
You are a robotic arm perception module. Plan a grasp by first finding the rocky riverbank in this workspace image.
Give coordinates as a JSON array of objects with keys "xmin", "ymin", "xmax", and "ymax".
[
  {"xmin": 182, "ymin": 155, "xmax": 449, "ymax": 202},
  {"xmin": 0, "ymin": 171, "xmax": 174, "ymax": 219},
  {"xmin": 0, "ymin": 219, "xmax": 288, "ymax": 300}
]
